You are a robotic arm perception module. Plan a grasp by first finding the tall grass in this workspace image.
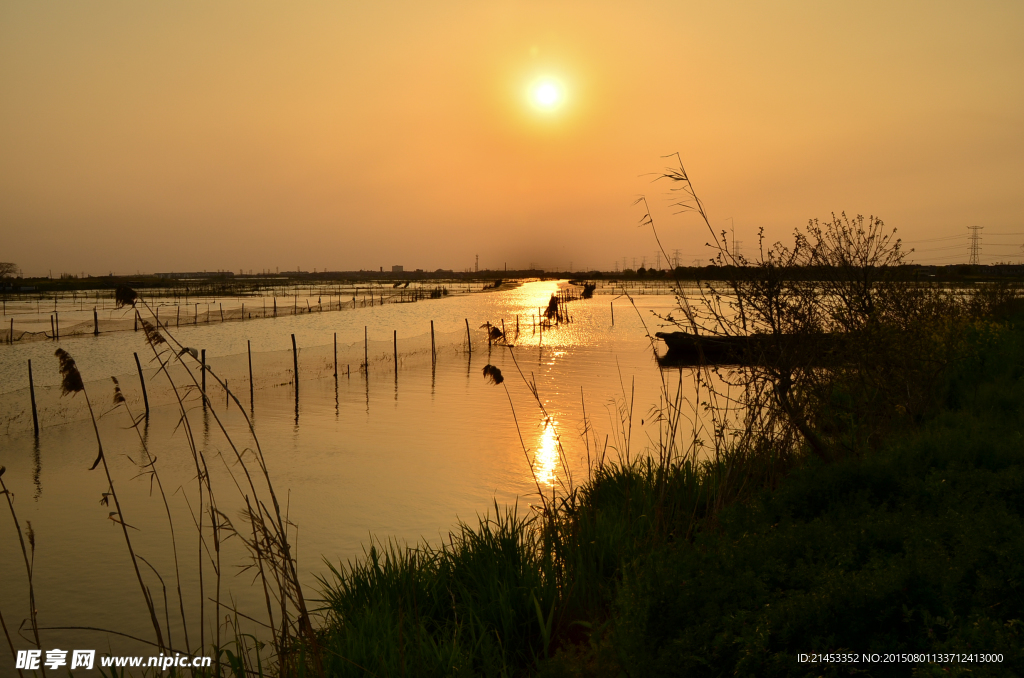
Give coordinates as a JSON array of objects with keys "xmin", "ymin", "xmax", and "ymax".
[{"xmin": 0, "ymin": 288, "xmax": 322, "ymax": 676}]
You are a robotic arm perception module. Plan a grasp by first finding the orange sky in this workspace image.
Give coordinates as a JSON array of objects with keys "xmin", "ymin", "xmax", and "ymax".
[{"xmin": 2, "ymin": 1, "xmax": 1022, "ymax": 276}]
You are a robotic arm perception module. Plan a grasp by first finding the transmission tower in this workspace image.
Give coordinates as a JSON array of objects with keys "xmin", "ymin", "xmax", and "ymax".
[{"xmin": 968, "ymin": 226, "xmax": 983, "ymax": 265}]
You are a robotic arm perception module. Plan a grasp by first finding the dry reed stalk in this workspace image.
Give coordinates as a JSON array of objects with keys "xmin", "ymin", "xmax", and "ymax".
[
  {"xmin": 112, "ymin": 376, "xmax": 192, "ymax": 654},
  {"xmin": 55, "ymin": 348, "xmax": 166, "ymax": 651},
  {"xmin": 135, "ymin": 297, "xmax": 322, "ymax": 675},
  {"xmin": 0, "ymin": 602, "xmax": 24, "ymax": 678},
  {"xmin": 0, "ymin": 466, "xmax": 42, "ymax": 676}
]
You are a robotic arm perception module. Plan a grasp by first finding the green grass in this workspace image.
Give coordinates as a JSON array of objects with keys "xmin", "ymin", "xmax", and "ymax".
[{"xmin": 316, "ymin": 322, "xmax": 1024, "ymax": 677}]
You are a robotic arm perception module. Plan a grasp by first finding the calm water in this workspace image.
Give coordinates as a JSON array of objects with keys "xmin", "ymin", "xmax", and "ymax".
[{"xmin": 0, "ymin": 280, "xmax": 695, "ymax": 659}]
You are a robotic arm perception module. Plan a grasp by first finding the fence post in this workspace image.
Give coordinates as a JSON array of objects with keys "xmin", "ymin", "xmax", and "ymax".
[
  {"xmin": 363, "ymin": 326, "xmax": 368, "ymax": 373},
  {"xmin": 291, "ymin": 334, "xmax": 299, "ymax": 400},
  {"xmin": 394, "ymin": 330, "xmax": 398, "ymax": 376},
  {"xmin": 93, "ymin": 308, "xmax": 99, "ymax": 336},
  {"xmin": 611, "ymin": 301, "xmax": 614, "ymax": 326},
  {"xmin": 333, "ymin": 332, "xmax": 338, "ymax": 378},
  {"xmin": 134, "ymin": 352, "xmax": 150, "ymax": 417},
  {"xmin": 465, "ymin": 318, "xmax": 472, "ymax": 353},
  {"xmin": 430, "ymin": 320, "xmax": 436, "ymax": 365},
  {"xmin": 201, "ymin": 349, "xmax": 207, "ymax": 399},
  {"xmin": 28, "ymin": 359, "xmax": 39, "ymax": 436},
  {"xmin": 248, "ymin": 340, "xmax": 254, "ymax": 410}
]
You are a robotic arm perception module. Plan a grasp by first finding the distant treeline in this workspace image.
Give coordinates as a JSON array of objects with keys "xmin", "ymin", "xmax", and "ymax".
[{"xmin": 5, "ymin": 263, "xmax": 1024, "ymax": 294}]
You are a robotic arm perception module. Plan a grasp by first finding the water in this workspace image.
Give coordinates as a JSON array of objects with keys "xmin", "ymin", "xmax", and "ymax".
[{"xmin": 0, "ymin": 280, "xmax": 693, "ymax": 659}]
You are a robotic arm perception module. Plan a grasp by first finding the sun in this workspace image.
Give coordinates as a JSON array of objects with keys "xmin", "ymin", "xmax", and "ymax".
[{"xmin": 529, "ymin": 78, "xmax": 564, "ymax": 112}]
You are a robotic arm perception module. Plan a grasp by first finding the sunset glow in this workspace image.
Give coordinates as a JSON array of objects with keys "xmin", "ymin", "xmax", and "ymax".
[
  {"xmin": 0, "ymin": 2, "xmax": 1020, "ymax": 275},
  {"xmin": 530, "ymin": 79, "xmax": 564, "ymax": 111}
]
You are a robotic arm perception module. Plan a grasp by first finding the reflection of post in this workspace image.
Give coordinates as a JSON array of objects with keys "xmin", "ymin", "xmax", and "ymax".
[
  {"xmin": 134, "ymin": 352, "xmax": 150, "ymax": 418},
  {"xmin": 465, "ymin": 318, "xmax": 472, "ymax": 354},
  {"xmin": 28, "ymin": 359, "xmax": 39, "ymax": 436}
]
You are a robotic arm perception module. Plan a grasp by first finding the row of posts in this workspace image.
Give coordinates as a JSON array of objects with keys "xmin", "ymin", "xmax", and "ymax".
[{"xmin": 19, "ymin": 298, "xmax": 620, "ymax": 436}]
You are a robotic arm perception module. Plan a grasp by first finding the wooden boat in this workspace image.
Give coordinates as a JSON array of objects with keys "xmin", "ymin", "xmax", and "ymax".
[{"xmin": 655, "ymin": 331, "xmax": 841, "ymax": 367}]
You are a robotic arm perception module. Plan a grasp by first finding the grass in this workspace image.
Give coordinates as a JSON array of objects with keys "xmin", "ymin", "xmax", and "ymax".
[{"xmin": 314, "ymin": 316, "xmax": 1024, "ymax": 677}]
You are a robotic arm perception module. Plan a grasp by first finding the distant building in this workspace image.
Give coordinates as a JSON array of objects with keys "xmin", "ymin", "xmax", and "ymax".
[{"xmin": 392, "ymin": 265, "xmax": 404, "ymax": 273}]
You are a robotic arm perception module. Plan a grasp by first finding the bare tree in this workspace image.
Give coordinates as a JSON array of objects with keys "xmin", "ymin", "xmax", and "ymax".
[{"xmin": 0, "ymin": 262, "xmax": 16, "ymax": 279}]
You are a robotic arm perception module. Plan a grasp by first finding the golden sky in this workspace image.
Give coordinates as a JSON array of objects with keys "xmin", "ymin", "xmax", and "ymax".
[{"xmin": 2, "ymin": 1, "xmax": 1022, "ymax": 275}]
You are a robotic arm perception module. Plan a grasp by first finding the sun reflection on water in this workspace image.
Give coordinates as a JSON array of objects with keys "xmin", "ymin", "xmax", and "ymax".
[{"xmin": 533, "ymin": 418, "xmax": 560, "ymax": 486}]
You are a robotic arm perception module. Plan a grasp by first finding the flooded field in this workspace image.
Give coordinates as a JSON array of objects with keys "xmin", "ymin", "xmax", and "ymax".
[{"xmin": 0, "ymin": 279, "xmax": 698, "ymax": 657}]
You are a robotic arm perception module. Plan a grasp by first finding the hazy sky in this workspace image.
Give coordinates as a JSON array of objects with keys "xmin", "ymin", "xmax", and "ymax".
[{"xmin": 2, "ymin": 1, "xmax": 1022, "ymax": 276}]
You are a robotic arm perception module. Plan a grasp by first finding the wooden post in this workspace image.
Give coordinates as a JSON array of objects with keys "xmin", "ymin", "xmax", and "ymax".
[
  {"xmin": 241, "ymin": 302, "xmax": 244, "ymax": 320},
  {"xmin": 291, "ymin": 333, "xmax": 299, "ymax": 400},
  {"xmin": 28, "ymin": 359, "xmax": 38, "ymax": 436},
  {"xmin": 226, "ymin": 380, "xmax": 229, "ymax": 408},
  {"xmin": 134, "ymin": 352, "xmax": 150, "ymax": 417},
  {"xmin": 9, "ymin": 317, "xmax": 13, "ymax": 344},
  {"xmin": 195, "ymin": 303, "xmax": 198, "ymax": 325},
  {"xmin": 465, "ymin": 318, "xmax": 472, "ymax": 353},
  {"xmin": 50, "ymin": 314, "xmax": 55, "ymax": 338},
  {"xmin": 363, "ymin": 326, "xmax": 368, "ymax": 372},
  {"xmin": 54, "ymin": 311, "xmax": 59, "ymax": 340},
  {"xmin": 176, "ymin": 305, "xmax": 180, "ymax": 327},
  {"xmin": 430, "ymin": 320, "xmax": 436, "ymax": 364},
  {"xmin": 134, "ymin": 310, "xmax": 138, "ymax": 331},
  {"xmin": 333, "ymin": 333, "xmax": 338, "ymax": 377},
  {"xmin": 248, "ymin": 340, "xmax": 254, "ymax": 410},
  {"xmin": 155, "ymin": 306, "xmax": 159, "ymax": 328},
  {"xmin": 611, "ymin": 301, "xmax": 614, "ymax": 326},
  {"xmin": 273, "ymin": 297, "xmax": 277, "ymax": 317},
  {"xmin": 393, "ymin": 330, "xmax": 398, "ymax": 376},
  {"xmin": 501, "ymin": 319, "xmax": 506, "ymax": 343},
  {"xmin": 220, "ymin": 303, "xmax": 225, "ymax": 322},
  {"xmin": 201, "ymin": 349, "xmax": 207, "ymax": 397}
]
